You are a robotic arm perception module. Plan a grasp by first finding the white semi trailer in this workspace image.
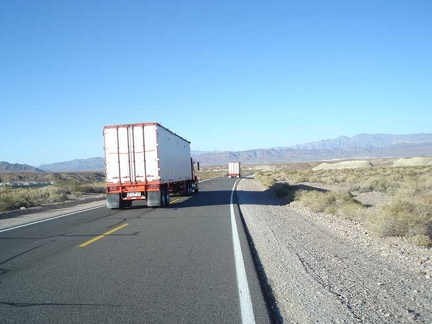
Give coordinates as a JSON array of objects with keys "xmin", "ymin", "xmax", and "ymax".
[
  {"xmin": 228, "ymin": 162, "xmax": 241, "ymax": 178},
  {"xmin": 103, "ymin": 122, "xmax": 198, "ymax": 208}
]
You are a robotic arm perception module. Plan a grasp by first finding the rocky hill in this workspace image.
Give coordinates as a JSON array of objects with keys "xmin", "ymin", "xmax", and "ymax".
[{"xmin": 0, "ymin": 161, "xmax": 44, "ymax": 173}]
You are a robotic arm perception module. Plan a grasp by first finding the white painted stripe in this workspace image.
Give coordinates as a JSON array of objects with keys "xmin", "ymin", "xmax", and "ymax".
[
  {"xmin": 230, "ymin": 178, "xmax": 256, "ymax": 324},
  {"xmin": 0, "ymin": 205, "xmax": 104, "ymax": 233}
]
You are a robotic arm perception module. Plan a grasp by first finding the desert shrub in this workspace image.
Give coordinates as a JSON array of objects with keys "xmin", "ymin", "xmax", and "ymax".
[
  {"xmin": 292, "ymin": 172, "xmax": 310, "ymax": 183},
  {"xmin": 0, "ymin": 171, "xmax": 107, "ymax": 212},
  {"xmin": 0, "ymin": 187, "xmax": 68, "ymax": 212},
  {"xmin": 367, "ymin": 196, "xmax": 432, "ymax": 246},
  {"xmin": 255, "ymin": 164, "xmax": 432, "ymax": 246},
  {"xmin": 255, "ymin": 171, "xmax": 277, "ymax": 187},
  {"xmin": 408, "ymin": 235, "xmax": 432, "ymax": 247},
  {"xmin": 294, "ymin": 190, "xmax": 324, "ymax": 212},
  {"xmin": 53, "ymin": 180, "xmax": 106, "ymax": 195},
  {"xmin": 66, "ymin": 181, "xmax": 106, "ymax": 197},
  {"xmin": 395, "ymin": 180, "xmax": 428, "ymax": 198},
  {"xmin": 370, "ymin": 178, "xmax": 390, "ymax": 192},
  {"xmin": 74, "ymin": 182, "xmax": 106, "ymax": 194},
  {"xmin": 197, "ymin": 170, "xmax": 227, "ymax": 180},
  {"xmin": 0, "ymin": 189, "xmax": 19, "ymax": 212},
  {"xmin": 294, "ymin": 190, "xmax": 364, "ymax": 215},
  {"xmin": 337, "ymin": 203, "xmax": 371, "ymax": 222},
  {"xmin": 45, "ymin": 187, "xmax": 68, "ymax": 203},
  {"xmin": 422, "ymin": 173, "xmax": 432, "ymax": 189},
  {"xmin": 72, "ymin": 191, "xmax": 83, "ymax": 197}
]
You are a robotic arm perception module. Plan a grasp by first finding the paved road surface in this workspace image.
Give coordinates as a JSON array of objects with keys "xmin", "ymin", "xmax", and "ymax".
[{"xmin": 0, "ymin": 178, "xmax": 270, "ymax": 323}]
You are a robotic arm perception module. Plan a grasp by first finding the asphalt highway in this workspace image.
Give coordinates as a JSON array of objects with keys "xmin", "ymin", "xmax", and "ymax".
[{"xmin": 0, "ymin": 178, "xmax": 270, "ymax": 323}]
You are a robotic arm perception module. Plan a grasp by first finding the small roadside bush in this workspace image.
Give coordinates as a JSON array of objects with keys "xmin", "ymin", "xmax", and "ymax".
[
  {"xmin": 294, "ymin": 190, "xmax": 365, "ymax": 218},
  {"xmin": 0, "ymin": 187, "xmax": 68, "ymax": 212},
  {"xmin": 56, "ymin": 180, "xmax": 105, "ymax": 195},
  {"xmin": 408, "ymin": 235, "xmax": 432, "ymax": 247},
  {"xmin": 368, "ymin": 196, "xmax": 432, "ymax": 247},
  {"xmin": 255, "ymin": 171, "xmax": 277, "ymax": 188}
]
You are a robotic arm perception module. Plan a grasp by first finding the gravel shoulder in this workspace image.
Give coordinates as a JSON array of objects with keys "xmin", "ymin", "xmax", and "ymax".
[{"xmin": 237, "ymin": 178, "xmax": 432, "ymax": 323}]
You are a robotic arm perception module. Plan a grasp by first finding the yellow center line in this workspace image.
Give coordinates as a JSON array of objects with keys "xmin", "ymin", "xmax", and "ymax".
[
  {"xmin": 79, "ymin": 223, "xmax": 129, "ymax": 248},
  {"xmin": 170, "ymin": 198, "xmax": 180, "ymax": 203}
]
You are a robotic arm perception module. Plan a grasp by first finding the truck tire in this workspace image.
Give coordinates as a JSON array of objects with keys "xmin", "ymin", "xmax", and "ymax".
[
  {"xmin": 160, "ymin": 185, "xmax": 170, "ymax": 207},
  {"xmin": 166, "ymin": 185, "xmax": 170, "ymax": 205},
  {"xmin": 160, "ymin": 187, "xmax": 167, "ymax": 207},
  {"xmin": 186, "ymin": 181, "xmax": 193, "ymax": 196},
  {"xmin": 119, "ymin": 199, "xmax": 126, "ymax": 209}
]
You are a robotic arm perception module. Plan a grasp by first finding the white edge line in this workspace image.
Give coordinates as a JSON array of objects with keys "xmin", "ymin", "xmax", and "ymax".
[
  {"xmin": 230, "ymin": 178, "xmax": 256, "ymax": 324},
  {"xmin": 0, "ymin": 205, "xmax": 104, "ymax": 233}
]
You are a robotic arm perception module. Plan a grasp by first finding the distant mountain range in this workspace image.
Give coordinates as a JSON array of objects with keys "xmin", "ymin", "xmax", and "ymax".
[
  {"xmin": 292, "ymin": 133, "xmax": 432, "ymax": 150},
  {"xmin": 1, "ymin": 133, "xmax": 431, "ymax": 172},
  {"xmin": 0, "ymin": 161, "xmax": 44, "ymax": 173},
  {"xmin": 193, "ymin": 133, "xmax": 432, "ymax": 165},
  {"xmin": 38, "ymin": 157, "xmax": 104, "ymax": 172}
]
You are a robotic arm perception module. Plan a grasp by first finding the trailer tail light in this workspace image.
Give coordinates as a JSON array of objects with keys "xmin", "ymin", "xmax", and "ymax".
[{"xmin": 108, "ymin": 186, "xmax": 119, "ymax": 191}]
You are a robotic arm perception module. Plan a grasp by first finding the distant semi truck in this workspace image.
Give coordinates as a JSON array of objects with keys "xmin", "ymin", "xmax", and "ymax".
[
  {"xmin": 103, "ymin": 122, "xmax": 199, "ymax": 208},
  {"xmin": 228, "ymin": 162, "xmax": 241, "ymax": 178}
]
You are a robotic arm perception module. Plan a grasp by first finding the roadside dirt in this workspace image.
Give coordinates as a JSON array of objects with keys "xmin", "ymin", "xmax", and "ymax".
[{"xmin": 237, "ymin": 178, "xmax": 432, "ymax": 323}]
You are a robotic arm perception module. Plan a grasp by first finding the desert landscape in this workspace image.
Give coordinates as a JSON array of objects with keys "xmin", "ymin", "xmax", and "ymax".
[{"xmin": 1, "ymin": 156, "xmax": 431, "ymax": 322}]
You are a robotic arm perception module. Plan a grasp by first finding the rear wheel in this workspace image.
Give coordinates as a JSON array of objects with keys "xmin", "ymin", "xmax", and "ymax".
[
  {"xmin": 187, "ymin": 181, "xmax": 193, "ymax": 196},
  {"xmin": 119, "ymin": 199, "xmax": 125, "ymax": 209},
  {"xmin": 160, "ymin": 187, "xmax": 167, "ymax": 207},
  {"xmin": 165, "ymin": 185, "xmax": 170, "ymax": 205},
  {"xmin": 160, "ymin": 185, "xmax": 170, "ymax": 207}
]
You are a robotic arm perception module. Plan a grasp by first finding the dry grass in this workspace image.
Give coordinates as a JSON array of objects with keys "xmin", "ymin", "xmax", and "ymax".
[
  {"xmin": 368, "ymin": 195, "xmax": 432, "ymax": 246},
  {"xmin": 295, "ymin": 190, "xmax": 365, "ymax": 219},
  {"xmin": 255, "ymin": 171, "xmax": 277, "ymax": 187},
  {"xmin": 256, "ymin": 163, "xmax": 432, "ymax": 247},
  {"xmin": 0, "ymin": 172, "xmax": 106, "ymax": 212},
  {"xmin": 196, "ymin": 169, "xmax": 228, "ymax": 180},
  {"xmin": 0, "ymin": 187, "xmax": 68, "ymax": 212}
]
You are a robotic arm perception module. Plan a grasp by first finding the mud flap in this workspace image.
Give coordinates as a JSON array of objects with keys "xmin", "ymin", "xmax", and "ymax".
[
  {"xmin": 107, "ymin": 193, "xmax": 121, "ymax": 209},
  {"xmin": 147, "ymin": 191, "xmax": 161, "ymax": 207}
]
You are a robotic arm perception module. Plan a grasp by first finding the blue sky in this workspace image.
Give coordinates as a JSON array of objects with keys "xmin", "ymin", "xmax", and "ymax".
[{"xmin": 1, "ymin": 1, "xmax": 431, "ymax": 166}]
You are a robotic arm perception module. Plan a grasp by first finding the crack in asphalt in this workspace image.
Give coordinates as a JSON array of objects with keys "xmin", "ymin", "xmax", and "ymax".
[{"xmin": 0, "ymin": 241, "xmax": 55, "ymax": 267}]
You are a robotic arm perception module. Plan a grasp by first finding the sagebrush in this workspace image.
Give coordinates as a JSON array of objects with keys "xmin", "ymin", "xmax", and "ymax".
[
  {"xmin": 256, "ymin": 165, "xmax": 432, "ymax": 247},
  {"xmin": 0, "ymin": 172, "xmax": 105, "ymax": 212}
]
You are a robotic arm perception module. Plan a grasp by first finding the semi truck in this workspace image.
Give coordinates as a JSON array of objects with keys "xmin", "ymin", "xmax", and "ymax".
[
  {"xmin": 228, "ymin": 162, "xmax": 241, "ymax": 178},
  {"xmin": 103, "ymin": 122, "xmax": 199, "ymax": 208}
]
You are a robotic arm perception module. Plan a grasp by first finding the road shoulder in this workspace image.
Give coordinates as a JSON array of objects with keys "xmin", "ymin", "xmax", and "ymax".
[{"xmin": 237, "ymin": 178, "xmax": 432, "ymax": 323}]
